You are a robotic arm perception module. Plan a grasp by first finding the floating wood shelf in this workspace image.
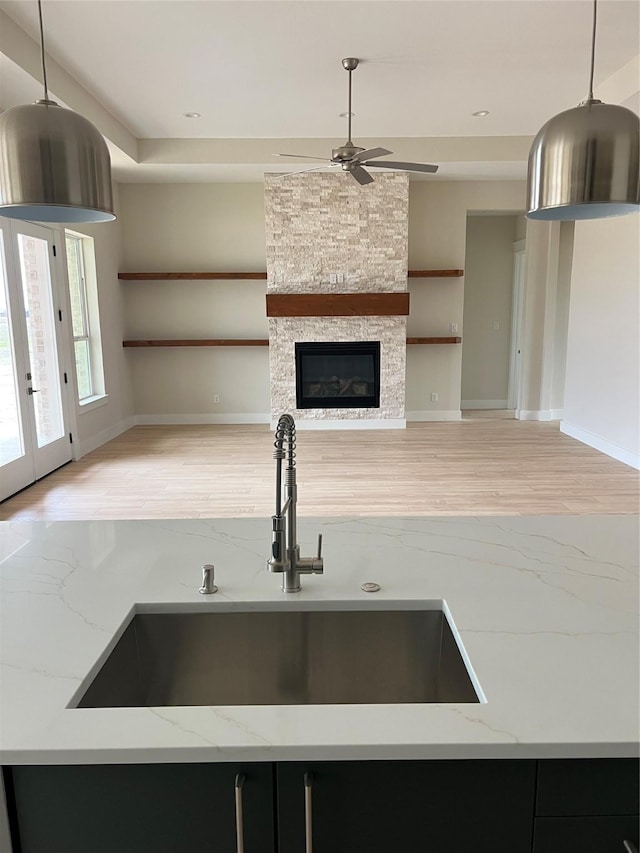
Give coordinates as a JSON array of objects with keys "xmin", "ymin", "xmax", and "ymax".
[
  {"xmin": 266, "ymin": 292, "xmax": 410, "ymax": 318},
  {"xmin": 123, "ymin": 337, "xmax": 460, "ymax": 348},
  {"xmin": 407, "ymin": 337, "xmax": 462, "ymax": 345},
  {"xmin": 118, "ymin": 270, "xmax": 463, "ymax": 281},
  {"xmin": 118, "ymin": 272, "xmax": 267, "ymax": 281},
  {"xmin": 123, "ymin": 339, "xmax": 269, "ymax": 348},
  {"xmin": 408, "ymin": 269, "xmax": 464, "ymax": 278}
]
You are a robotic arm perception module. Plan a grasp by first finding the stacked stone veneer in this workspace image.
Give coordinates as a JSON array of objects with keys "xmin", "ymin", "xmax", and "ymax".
[{"xmin": 265, "ymin": 171, "xmax": 408, "ymax": 423}]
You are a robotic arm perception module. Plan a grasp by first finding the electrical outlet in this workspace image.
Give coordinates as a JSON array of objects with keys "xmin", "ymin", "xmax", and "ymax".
[
  {"xmin": 329, "ymin": 273, "xmax": 337, "ymax": 285},
  {"xmin": 337, "ymin": 272, "xmax": 344, "ymax": 284},
  {"xmin": 213, "ymin": 394, "xmax": 220, "ymax": 404},
  {"xmin": 431, "ymin": 392, "xmax": 439, "ymax": 402},
  {"xmin": 493, "ymin": 320, "xmax": 500, "ymax": 330},
  {"xmin": 450, "ymin": 322, "xmax": 458, "ymax": 334}
]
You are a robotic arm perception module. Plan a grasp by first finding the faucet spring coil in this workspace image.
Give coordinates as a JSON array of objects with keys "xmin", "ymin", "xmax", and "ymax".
[{"xmin": 273, "ymin": 414, "xmax": 296, "ymax": 467}]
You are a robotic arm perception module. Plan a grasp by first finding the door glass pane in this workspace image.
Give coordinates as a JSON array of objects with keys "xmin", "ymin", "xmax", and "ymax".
[
  {"xmin": 17, "ymin": 234, "xmax": 65, "ymax": 448},
  {"xmin": 0, "ymin": 232, "xmax": 24, "ymax": 464}
]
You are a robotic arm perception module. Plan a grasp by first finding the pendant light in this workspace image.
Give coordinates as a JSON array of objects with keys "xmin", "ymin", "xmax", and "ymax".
[
  {"xmin": 527, "ymin": 0, "xmax": 639, "ymax": 221},
  {"xmin": 0, "ymin": 0, "xmax": 115, "ymax": 223}
]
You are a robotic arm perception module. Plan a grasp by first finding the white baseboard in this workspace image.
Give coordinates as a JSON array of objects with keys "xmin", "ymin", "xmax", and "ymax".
[
  {"xmin": 280, "ymin": 418, "xmax": 407, "ymax": 430},
  {"xmin": 135, "ymin": 413, "xmax": 270, "ymax": 426},
  {"xmin": 560, "ymin": 421, "xmax": 640, "ymax": 470},
  {"xmin": 461, "ymin": 400, "xmax": 508, "ymax": 410},
  {"xmin": 406, "ymin": 410, "xmax": 462, "ymax": 422},
  {"xmin": 515, "ymin": 409, "xmax": 562, "ymax": 421},
  {"xmin": 75, "ymin": 416, "xmax": 135, "ymax": 459}
]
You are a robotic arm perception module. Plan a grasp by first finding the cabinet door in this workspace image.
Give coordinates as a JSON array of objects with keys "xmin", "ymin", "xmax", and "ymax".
[
  {"xmin": 533, "ymin": 816, "xmax": 639, "ymax": 853},
  {"xmin": 8, "ymin": 763, "xmax": 275, "ymax": 853},
  {"xmin": 536, "ymin": 759, "xmax": 640, "ymax": 817},
  {"xmin": 277, "ymin": 759, "xmax": 536, "ymax": 853}
]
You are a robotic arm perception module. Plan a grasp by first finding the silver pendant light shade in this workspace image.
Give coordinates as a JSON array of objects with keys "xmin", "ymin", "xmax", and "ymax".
[
  {"xmin": 527, "ymin": 100, "xmax": 640, "ymax": 221},
  {"xmin": 0, "ymin": 0, "xmax": 115, "ymax": 224},
  {"xmin": 0, "ymin": 99, "xmax": 115, "ymax": 223},
  {"xmin": 527, "ymin": 0, "xmax": 640, "ymax": 221}
]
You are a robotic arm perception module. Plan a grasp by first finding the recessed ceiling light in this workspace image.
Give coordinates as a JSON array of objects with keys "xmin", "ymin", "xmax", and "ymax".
[
  {"xmin": 183, "ymin": 112, "xmax": 201, "ymax": 119},
  {"xmin": 339, "ymin": 111, "xmax": 355, "ymax": 118},
  {"xmin": 472, "ymin": 110, "xmax": 490, "ymax": 117}
]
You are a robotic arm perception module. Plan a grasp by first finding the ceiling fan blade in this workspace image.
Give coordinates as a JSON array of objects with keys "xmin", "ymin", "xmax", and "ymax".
[
  {"xmin": 273, "ymin": 153, "xmax": 332, "ymax": 161},
  {"xmin": 353, "ymin": 147, "xmax": 393, "ymax": 162},
  {"xmin": 363, "ymin": 160, "xmax": 439, "ymax": 174},
  {"xmin": 350, "ymin": 165, "xmax": 375, "ymax": 185}
]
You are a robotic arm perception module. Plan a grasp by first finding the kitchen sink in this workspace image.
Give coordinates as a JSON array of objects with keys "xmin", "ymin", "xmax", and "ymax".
[{"xmin": 73, "ymin": 605, "xmax": 480, "ymax": 707}]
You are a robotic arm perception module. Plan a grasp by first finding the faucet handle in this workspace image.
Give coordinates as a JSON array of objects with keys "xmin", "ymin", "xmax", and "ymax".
[{"xmin": 317, "ymin": 533, "xmax": 323, "ymax": 560}]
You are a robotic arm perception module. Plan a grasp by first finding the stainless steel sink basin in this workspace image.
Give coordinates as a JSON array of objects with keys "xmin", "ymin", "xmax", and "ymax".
[{"xmin": 74, "ymin": 606, "xmax": 480, "ymax": 707}]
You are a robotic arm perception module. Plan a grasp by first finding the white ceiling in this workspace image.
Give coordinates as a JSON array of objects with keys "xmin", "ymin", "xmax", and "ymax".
[{"xmin": 1, "ymin": 0, "xmax": 638, "ymax": 183}]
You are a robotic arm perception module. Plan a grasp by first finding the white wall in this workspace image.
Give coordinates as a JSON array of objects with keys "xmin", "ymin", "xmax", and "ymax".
[
  {"xmin": 461, "ymin": 215, "xmax": 518, "ymax": 407},
  {"xmin": 71, "ymin": 186, "xmax": 135, "ymax": 455},
  {"xmin": 550, "ymin": 222, "xmax": 573, "ymax": 413},
  {"xmin": 117, "ymin": 180, "xmax": 528, "ymax": 421},
  {"xmin": 561, "ymin": 215, "xmax": 640, "ymax": 469},
  {"xmin": 119, "ymin": 183, "xmax": 269, "ymax": 420}
]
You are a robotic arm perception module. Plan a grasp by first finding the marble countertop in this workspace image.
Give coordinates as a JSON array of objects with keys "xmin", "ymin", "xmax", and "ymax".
[{"xmin": 0, "ymin": 515, "xmax": 638, "ymax": 765}]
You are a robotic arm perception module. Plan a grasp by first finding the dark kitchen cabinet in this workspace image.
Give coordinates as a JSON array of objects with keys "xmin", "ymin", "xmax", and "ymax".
[
  {"xmin": 533, "ymin": 816, "xmax": 639, "ymax": 853},
  {"xmin": 277, "ymin": 759, "xmax": 537, "ymax": 853},
  {"xmin": 533, "ymin": 759, "xmax": 639, "ymax": 853},
  {"xmin": 6, "ymin": 762, "xmax": 275, "ymax": 853},
  {"xmin": 6, "ymin": 757, "xmax": 638, "ymax": 853}
]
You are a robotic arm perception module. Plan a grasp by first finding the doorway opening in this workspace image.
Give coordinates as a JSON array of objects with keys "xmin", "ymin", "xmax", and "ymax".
[{"xmin": 461, "ymin": 213, "xmax": 526, "ymax": 420}]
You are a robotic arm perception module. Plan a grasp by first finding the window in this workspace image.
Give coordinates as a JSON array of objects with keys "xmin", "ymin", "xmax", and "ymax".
[{"xmin": 65, "ymin": 232, "xmax": 105, "ymax": 404}]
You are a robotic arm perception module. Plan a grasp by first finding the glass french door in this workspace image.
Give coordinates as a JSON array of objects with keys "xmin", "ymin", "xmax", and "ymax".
[{"xmin": 0, "ymin": 219, "xmax": 73, "ymax": 501}]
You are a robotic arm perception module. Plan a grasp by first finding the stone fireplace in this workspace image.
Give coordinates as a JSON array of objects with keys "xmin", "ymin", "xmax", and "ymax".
[{"xmin": 264, "ymin": 171, "xmax": 408, "ymax": 428}]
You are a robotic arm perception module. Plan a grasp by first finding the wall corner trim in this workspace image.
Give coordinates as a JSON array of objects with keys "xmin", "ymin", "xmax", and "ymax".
[
  {"xmin": 461, "ymin": 400, "xmax": 508, "ymax": 410},
  {"xmin": 560, "ymin": 421, "xmax": 640, "ymax": 470},
  {"xmin": 284, "ymin": 418, "xmax": 407, "ymax": 430},
  {"xmin": 134, "ymin": 414, "xmax": 271, "ymax": 426},
  {"xmin": 76, "ymin": 416, "xmax": 136, "ymax": 459},
  {"xmin": 515, "ymin": 409, "xmax": 560, "ymax": 421},
  {"xmin": 406, "ymin": 410, "xmax": 462, "ymax": 422}
]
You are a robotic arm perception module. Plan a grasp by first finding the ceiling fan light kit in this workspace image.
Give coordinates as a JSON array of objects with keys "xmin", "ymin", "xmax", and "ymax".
[
  {"xmin": 274, "ymin": 57, "xmax": 438, "ymax": 185},
  {"xmin": 0, "ymin": 0, "xmax": 115, "ymax": 223},
  {"xmin": 527, "ymin": 0, "xmax": 639, "ymax": 221}
]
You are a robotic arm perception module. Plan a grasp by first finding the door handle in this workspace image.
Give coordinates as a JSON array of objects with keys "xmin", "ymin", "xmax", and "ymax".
[
  {"xmin": 235, "ymin": 773, "xmax": 245, "ymax": 853},
  {"xmin": 304, "ymin": 772, "xmax": 313, "ymax": 853},
  {"xmin": 27, "ymin": 387, "xmax": 41, "ymax": 395}
]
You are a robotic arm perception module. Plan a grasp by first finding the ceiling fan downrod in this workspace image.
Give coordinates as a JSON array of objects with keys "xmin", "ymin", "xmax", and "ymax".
[{"xmin": 342, "ymin": 57, "xmax": 359, "ymax": 145}]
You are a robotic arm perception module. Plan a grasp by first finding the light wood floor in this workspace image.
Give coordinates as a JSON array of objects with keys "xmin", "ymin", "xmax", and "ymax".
[{"xmin": 1, "ymin": 417, "xmax": 638, "ymax": 520}]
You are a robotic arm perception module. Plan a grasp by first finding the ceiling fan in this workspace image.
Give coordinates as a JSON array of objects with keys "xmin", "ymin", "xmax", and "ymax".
[{"xmin": 273, "ymin": 58, "xmax": 438, "ymax": 185}]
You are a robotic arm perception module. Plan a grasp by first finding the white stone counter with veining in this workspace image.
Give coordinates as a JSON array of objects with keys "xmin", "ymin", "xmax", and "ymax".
[{"xmin": 0, "ymin": 516, "xmax": 638, "ymax": 765}]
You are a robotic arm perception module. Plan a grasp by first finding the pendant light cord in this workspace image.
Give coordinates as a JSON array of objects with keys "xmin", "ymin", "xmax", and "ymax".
[
  {"xmin": 347, "ymin": 67, "xmax": 353, "ymax": 144},
  {"xmin": 37, "ymin": 0, "xmax": 49, "ymax": 101},
  {"xmin": 587, "ymin": 0, "xmax": 597, "ymax": 102}
]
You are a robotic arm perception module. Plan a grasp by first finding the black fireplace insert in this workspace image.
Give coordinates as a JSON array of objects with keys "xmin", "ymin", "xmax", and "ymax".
[{"xmin": 295, "ymin": 341, "xmax": 380, "ymax": 409}]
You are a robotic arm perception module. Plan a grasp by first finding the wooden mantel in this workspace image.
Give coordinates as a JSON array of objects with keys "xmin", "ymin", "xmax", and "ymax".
[{"xmin": 266, "ymin": 292, "xmax": 410, "ymax": 318}]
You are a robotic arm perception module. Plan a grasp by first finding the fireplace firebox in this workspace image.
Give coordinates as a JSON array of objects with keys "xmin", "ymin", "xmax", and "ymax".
[{"xmin": 295, "ymin": 341, "xmax": 381, "ymax": 409}]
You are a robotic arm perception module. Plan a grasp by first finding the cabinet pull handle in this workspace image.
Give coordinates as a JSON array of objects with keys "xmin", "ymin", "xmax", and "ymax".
[
  {"xmin": 235, "ymin": 773, "xmax": 245, "ymax": 853},
  {"xmin": 304, "ymin": 772, "xmax": 313, "ymax": 853},
  {"xmin": 623, "ymin": 842, "xmax": 639, "ymax": 853}
]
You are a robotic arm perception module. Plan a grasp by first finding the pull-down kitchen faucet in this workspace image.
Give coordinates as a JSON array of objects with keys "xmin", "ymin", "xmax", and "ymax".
[{"xmin": 267, "ymin": 414, "xmax": 323, "ymax": 592}]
